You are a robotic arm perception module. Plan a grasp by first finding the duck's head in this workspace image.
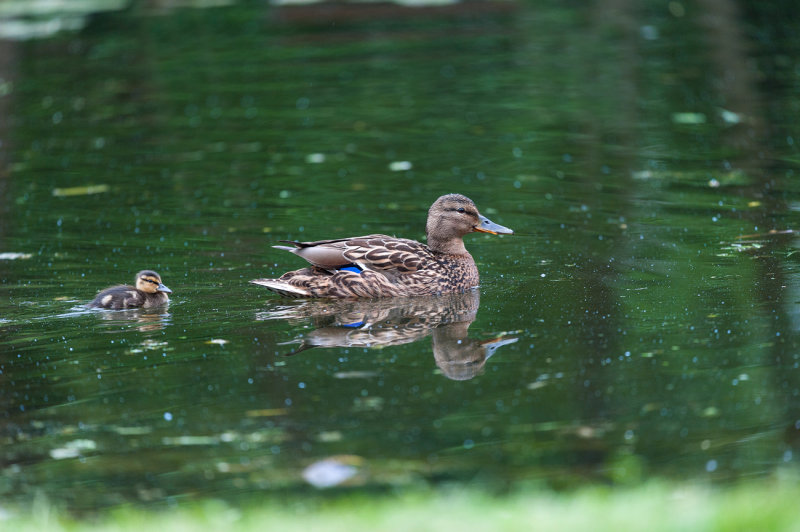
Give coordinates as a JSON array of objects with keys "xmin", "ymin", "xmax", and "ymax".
[
  {"xmin": 426, "ymin": 194, "xmax": 513, "ymax": 254},
  {"xmin": 135, "ymin": 270, "xmax": 172, "ymax": 294}
]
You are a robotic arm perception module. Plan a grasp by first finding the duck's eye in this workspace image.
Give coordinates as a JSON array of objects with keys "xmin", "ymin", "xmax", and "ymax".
[{"xmin": 457, "ymin": 207, "xmax": 466, "ymax": 214}]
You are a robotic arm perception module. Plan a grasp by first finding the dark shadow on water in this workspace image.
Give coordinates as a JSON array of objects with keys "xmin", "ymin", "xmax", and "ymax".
[{"xmin": 255, "ymin": 290, "xmax": 517, "ymax": 381}]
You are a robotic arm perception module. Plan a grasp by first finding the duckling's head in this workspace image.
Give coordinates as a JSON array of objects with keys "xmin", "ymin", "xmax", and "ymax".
[
  {"xmin": 134, "ymin": 270, "xmax": 172, "ymax": 294},
  {"xmin": 426, "ymin": 194, "xmax": 513, "ymax": 254}
]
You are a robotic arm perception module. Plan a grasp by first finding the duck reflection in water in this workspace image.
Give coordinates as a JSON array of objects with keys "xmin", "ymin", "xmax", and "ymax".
[
  {"xmin": 256, "ymin": 290, "xmax": 516, "ymax": 381},
  {"xmin": 94, "ymin": 308, "xmax": 172, "ymax": 333}
]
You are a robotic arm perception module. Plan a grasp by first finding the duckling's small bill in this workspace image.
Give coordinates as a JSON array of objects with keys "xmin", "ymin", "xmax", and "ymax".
[{"xmin": 156, "ymin": 283, "xmax": 172, "ymax": 294}]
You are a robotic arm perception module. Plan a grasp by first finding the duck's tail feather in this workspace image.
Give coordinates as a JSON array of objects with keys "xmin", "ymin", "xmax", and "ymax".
[{"xmin": 250, "ymin": 279, "xmax": 311, "ymax": 298}]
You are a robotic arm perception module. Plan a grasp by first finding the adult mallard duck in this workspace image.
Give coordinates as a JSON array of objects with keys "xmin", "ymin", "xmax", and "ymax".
[
  {"xmin": 250, "ymin": 193, "xmax": 513, "ymax": 298},
  {"xmin": 89, "ymin": 270, "xmax": 172, "ymax": 309}
]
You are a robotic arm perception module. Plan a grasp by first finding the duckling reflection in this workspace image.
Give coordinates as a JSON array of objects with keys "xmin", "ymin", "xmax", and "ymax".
[
  {"xmin": 255, "ymin": 290, "xmax": 517, "ymax": 380},
  {"xmin": 95, "ymin": 308, "xmax": 172, "ymax": 332}
]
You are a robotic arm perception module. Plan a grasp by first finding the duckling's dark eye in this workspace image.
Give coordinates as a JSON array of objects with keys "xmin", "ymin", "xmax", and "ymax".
[{"xmin": 457, "ymin": 207, "xmax": 466, "ymax": 214}]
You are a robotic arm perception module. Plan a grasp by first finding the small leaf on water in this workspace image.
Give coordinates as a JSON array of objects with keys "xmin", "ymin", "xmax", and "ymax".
[
  {"xmin": 333, "ymin": 371, "xmax": 379, "ymax": 379},
  {"xmin": 112, "ymin": 426, "xmax": 153, "ymax": 435},
  {"xmin": 162, "ymin": 436, "xmax": 219, "ymax": 446},
  {"xmin": 52, "ymin": 184, "xmax": 110, "ymax": 197},
  {"xmin": 719, "ymin": 108, "xmax": 741, "ymax": 124},
  {"xmin": 671, "ymin": 112, "xmax": 706, "ymax": 124},
  {"xmin": 316, "ymin": 431, "xmax": 343, "ymax": 442},
  {"xmin": 388, "ymin": 161, "xmax": 412, "ymax": 171},
  {"xmin": 49, "ymin": 439, "xmax": 97, "ymax": 459},
  {"xmin": 245, "ymin": 408, "xmax": 289, "ymax": 417},
  {"xmin": 206, "ymin": 338, "xmax": 229, "ymax": 345}
]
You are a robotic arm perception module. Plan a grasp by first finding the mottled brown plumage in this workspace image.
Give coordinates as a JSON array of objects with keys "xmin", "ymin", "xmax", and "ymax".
[
  {"xmin": 89, "ymin": 270, "xmax": 172, "ymax": 309},
  {"xmin": 250, "ymin": 194, "xmax": 513, "ymax": 299}
]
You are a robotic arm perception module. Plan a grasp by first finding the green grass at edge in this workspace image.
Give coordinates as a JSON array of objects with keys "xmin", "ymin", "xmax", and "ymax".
[{"xmin": 5, "ymin": 480, "xmax": 800, "ymax": 532}]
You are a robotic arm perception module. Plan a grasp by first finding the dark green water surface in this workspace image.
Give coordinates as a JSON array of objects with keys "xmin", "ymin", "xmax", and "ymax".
[{"xmin": 1, "ymin": 0, "xmax": 800, "ymax": 514}]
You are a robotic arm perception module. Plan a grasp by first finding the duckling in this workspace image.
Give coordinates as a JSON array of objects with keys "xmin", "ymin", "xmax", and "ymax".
[{"xmin": 89, "ymin": 270, "xmax": 172, "ymax": 310}]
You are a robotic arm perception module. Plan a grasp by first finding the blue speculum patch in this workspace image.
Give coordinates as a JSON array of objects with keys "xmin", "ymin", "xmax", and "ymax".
[{"xmin": 339, "ymin": 265, "xmax": 363, "ymax": 274}]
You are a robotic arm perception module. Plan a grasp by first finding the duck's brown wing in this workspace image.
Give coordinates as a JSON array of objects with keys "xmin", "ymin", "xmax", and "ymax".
[
  {"xmin": 341, "ymin": 237, "xmax": 430, "ymax": 274},
  {"xmin": 276, "ymin": 235, "xmax": 431, "ymax": 274},
  {"xmin": 280, "ymin": 234, "xmax": 387, "ymax": 249},
  {"xmin": 273, "ymin": 234, "xmax": 384, "ymax": 269}
]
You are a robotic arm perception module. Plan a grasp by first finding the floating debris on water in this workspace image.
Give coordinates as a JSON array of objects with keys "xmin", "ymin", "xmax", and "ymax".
[
  {"xmin": 302, "ymin": 455, "xmax": 363, "ymax": 488},
  {"xmin": 49, "ymin": 439, "xmax": 97, "ymax": 460},
  {"xmin": 245, "ymin": 408, "xmax": 289, "ymax": 417},
  {"xmin": 162, "ymin": 435, "xmax": 219, "ymax": 446},
  {"xmin": 719, "ymin": 108, "xmax": 742, "ymax": 124},
  {"xmin": 111, "ymin": 426, "xmax": 153, "ymax": 436},
  {"xmin": 671, "ymin": 112, "xmax": 706, "ymax": 124},
  {"xmin": 206, "ymin": 338, "xmax": 229, "ymax": 345},
  {"xmin": 388, "ymin": 161, "xmax": 412, "ymax": 171},
  {"xmin": 315, "ymin": 431, "xmax": 343, "ymax": 442},
  {"xmin": 52, "ymin": 184, "xmax": 110, "ymax": 197},
  {"xmin": 333, "ymin": 371, "xmax": 380, "ymax": 379}
]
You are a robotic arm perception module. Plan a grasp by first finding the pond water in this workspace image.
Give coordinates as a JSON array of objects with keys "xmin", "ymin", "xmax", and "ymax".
[{"xmin": 2, "ymin": 0, "xmax": 800, "ymax": 516}]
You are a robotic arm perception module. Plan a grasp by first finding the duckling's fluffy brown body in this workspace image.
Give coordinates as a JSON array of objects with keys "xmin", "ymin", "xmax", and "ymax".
[
  {"xmin": 250, "ymin": 194, "xmax": 512, "ymax": 299},
  {"xmin": 89, "ymin": 270, "xmax": 172, "ymax": 309}
]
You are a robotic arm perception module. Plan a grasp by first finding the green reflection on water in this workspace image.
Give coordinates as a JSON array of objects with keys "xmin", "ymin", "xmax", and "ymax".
[{"xmin": 1, "ymin": 0, "xmax": 800, "ymax": 516}]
